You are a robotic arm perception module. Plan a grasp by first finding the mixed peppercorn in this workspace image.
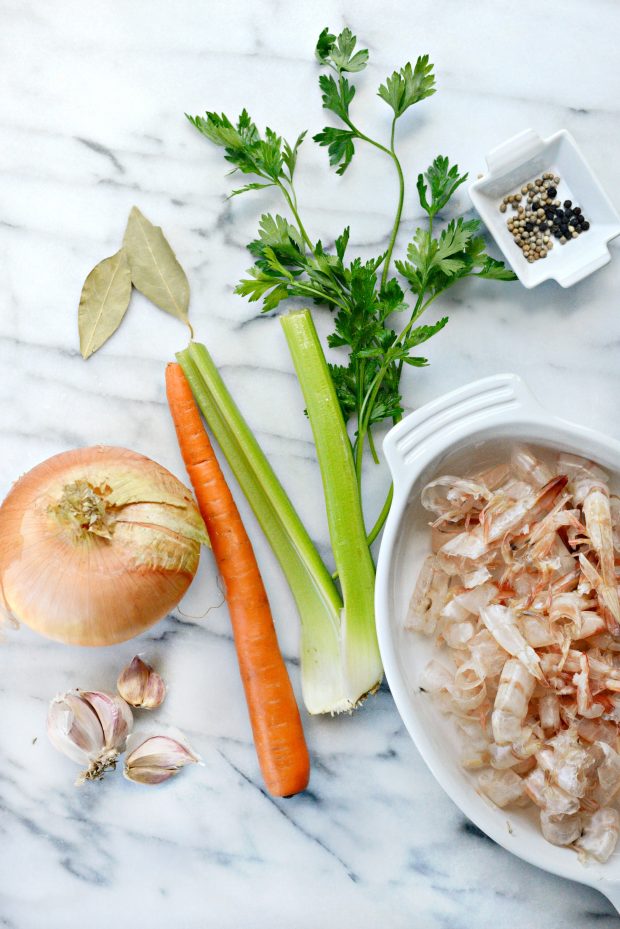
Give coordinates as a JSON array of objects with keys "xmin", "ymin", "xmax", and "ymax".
[{"xmin": 499, "ymin": 173, "xmax": 590, "ymax": 263}]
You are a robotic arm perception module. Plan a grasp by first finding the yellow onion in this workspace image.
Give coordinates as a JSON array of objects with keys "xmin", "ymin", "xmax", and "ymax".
[{"xmin": 0, "ymin": 446, "xmax": 209, "ymax": 645}]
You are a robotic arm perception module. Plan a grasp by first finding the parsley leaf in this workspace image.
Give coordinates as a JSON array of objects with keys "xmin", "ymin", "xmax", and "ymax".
[
  {"xmin": 247, "ymin": 214, "xmax": 305, "ymax": 263},
  {"xmin": 377, "ymin": 56, "xmax": 436, "ymax": 117},
  {"xmin": 229, "ymin": 182, "xmax": 276, "ymax": 198},
  {"xmin": 317, "ymin": 73, "xmax": 356, "ymax": 121},
  {"xmin": 187, "ymin": 109, "xmax": 304, "ymax": 191},
  {"xmin": 315, "ymin": 28, "xmax": 337, "ymax": 64},
  {"xmin": 475, "ymin": 256, "xmax": 518, "ymax": 280},
  {"xmin": 405, "ymin": 317, "xmax": 449, "ymax": 349},
  {"xmin": 313, "ymin": 29, "xmax": 368, "ymax": 174},
  {"xmin": 328, "ymin": 363, "xmax": 358, "ymax": 421},
  {"xmin": 282, "ymin": 131, "xmax": 307, "ymax": 181},
  {"xmin": 432, "ymin": 218, "xmax": 479, "ymax": 274},
  {"xmin": 315, "ymin": 27, "xmax": 369, "ymax": 73},
  {"xmin": 313, "ymin": 127, "xmax": 356, "ymax": 175},
  {"xmin": 397, "ymin": 217, "xmax": 516, "ymax": 296},
  {"xmin": 417, "ymin": 155, "xmax": 468, "ymax": 218}
]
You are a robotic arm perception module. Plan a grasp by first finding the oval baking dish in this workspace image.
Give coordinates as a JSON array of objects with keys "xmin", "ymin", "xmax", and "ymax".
[{"xmin": 375, "ymin": 373, "xmax": 620, "ymax": 913}]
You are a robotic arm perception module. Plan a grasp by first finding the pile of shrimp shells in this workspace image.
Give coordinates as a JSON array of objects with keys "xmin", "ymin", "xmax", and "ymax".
[{"xmin": 409, "ymin": 445, "xmax": 620, "ymax": 863}]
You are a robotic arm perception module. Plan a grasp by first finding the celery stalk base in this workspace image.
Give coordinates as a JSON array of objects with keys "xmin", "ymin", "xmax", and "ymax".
[{"xmin": 280, "ymin": 310, "xmax": 383, "ymax": 707}]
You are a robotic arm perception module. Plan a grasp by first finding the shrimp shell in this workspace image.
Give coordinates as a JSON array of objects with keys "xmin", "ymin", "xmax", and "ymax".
[
  {"xmin": 582, "ymin": 489, "xmax": 620, "ymax": 633},
  {"xmin": 492, "ymin": 658, "xmax": 536, "ymax": 745},
  {"xmin": 539, "ymin": 693, "xmax": 560, "ymax": 732},
  {"xmin": 477, "ymin": 768, "xmax": 525, "ymax": 808},
  {"xmin": 480, "ymin": 605, "xmax": 544, "ymax": 680},
  {"xmin": 410, "ymin": 447, "xmax": 620, "ymax": 862},
  {"xmin": 406, "ymin": 555, "xmax": 449, "ymax": 634},
  {"xmin": 524, "ymin": 767, "xmax": 580, "ymax": 815},
  {"xmin": 540, "ymin": 810, "xmax": 583, "ymax": 846},
  {"xmin": 511, "ymin": 445, "xmax": 554, "ymax": 488},
  {"xmin": 593, "ymin": 742, "xmax": 620, "ymax": 807},
  {"xmin": 575, "ymin": 808, "xmax": 620, "ymax": 863},
  {"xmin": 421, "ymin": 476, "xmax": 491, "ymax": 519}
]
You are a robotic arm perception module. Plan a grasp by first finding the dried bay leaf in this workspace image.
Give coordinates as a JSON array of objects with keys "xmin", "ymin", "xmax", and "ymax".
[
  {"xmin": 123, "ymin": 206, "xmax": 191, "ymax": 328},
  {"xmin": 78, "ymin": 248, "xmax": 132, "ymax": 359}
]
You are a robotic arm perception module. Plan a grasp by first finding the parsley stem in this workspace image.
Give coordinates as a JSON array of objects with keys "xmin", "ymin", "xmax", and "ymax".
[
  {"xmin": 341, "ymin": 110, "xmax": 405, "ymax": 289},
  {"xmin": 354, "ymin": 415, "xmax": 364, "ymax": 488},
  {"xmin": 366, "ymin": 482, "xmax": 394, "ymax": 547},
  {"xmin": 356, "ymin": 286, "xmax": 442, "ymax": 467},
  {"xmin": 367, "ymin": 425, "xmax": 379, "ymax": 464},
  {"xmin": 380, "ymin": 117, "xmax": 405, "ymax": 289},
  {"xmin": 276, "ymin": 180, "xmax": 315, "ymax": 255},
  {"xmin": 354, "ymin": 357, "xmax": 365, "ymax": 488},
  {"xmin": 276, "ymin": 177, "xmax": 351, "ymax": 310},
  {"xmin": 342, "ymin": 113, "xmax": 392, "ymax": 159},
  {"xmin": 296, "ymin": 283, "xmax": 349, "ymax": 314}
]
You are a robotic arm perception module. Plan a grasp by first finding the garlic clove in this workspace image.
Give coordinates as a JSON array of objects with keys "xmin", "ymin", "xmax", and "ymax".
[
  {"xmin": 81, "ymin": 691, "xmax": 133, "ymax": 750},
  {"xmin": 124, "ymin": 735, "xmax": 200, "ymax": 785},
  {"xmin": 47, "ymin": 691, "xmax": 105, "ymax": 766},
  {"xmin": 117, "ymin": 656, "xmax": 166, "ymax": 709},
  {"xmin": 124, "ymin": 765, "xmax": 179, "ymax": 786},
  {"xmin": 47, "ymin": 689, "xmax": 134, "ymax": 784}
]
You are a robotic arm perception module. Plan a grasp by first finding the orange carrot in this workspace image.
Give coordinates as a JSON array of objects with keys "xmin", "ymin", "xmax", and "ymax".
[{"xmin": 165, "ymin": 362, "xmax": 310, "ymax": 797}]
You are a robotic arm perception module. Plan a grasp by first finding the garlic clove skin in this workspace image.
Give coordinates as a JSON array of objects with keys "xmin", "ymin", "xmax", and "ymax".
[
  {"xmin": 117, "ymin": 656, "xmax": 166, "ymax": 709},
  {"xmin": 124, "ymin": 735, "xmax": 200, "ymax": 785},
  {"xmin": 47, "ymin": 689, "xmax": 134, "ymax": 784}
]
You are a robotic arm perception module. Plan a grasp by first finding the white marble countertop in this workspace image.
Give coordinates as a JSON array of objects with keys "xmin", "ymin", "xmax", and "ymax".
[{"xmin": 2, "ymin": 1, "xmax": 620, "ymax": 926}]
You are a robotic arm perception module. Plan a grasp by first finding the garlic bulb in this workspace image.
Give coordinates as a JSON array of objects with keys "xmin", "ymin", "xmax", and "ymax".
[
  {"xmin": 47, "ymin": 690, "xmax": 134, "ymax": 784},
  {"xmin": 0, "ymin": 446, "xmax": 209, "ymax": 645},
  {"xmin": 117, "ymin": 656, "xmax": 166, "ymax": 709},
  {"xmin": 124, "ymin": 735, "xmax": 200, "ymax": 785}
]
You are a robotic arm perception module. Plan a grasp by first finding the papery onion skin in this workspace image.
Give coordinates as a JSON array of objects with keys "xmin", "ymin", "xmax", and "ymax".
[{"xmin": 0, "ymin": 446, "xmax": 208, "ymax": 645}]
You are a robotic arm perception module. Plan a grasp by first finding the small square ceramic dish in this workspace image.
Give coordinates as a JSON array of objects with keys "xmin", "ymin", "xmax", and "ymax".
[
  {"xmin": 375, "ymin": 374, "xmax": 620, "ymax": 913},
  {"xmin": 469, "ymin": 128, "xmax": 620, "ymax": 288}
]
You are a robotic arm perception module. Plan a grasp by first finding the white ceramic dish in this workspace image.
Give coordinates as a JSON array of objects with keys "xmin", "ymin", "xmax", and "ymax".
[
  {"xmin": 375, "ymin": 373, "xmax": 620, "ymax": 913},
  {"xmin": 469, "ymin": 128, "xmax": 620, "ymax": 288}
]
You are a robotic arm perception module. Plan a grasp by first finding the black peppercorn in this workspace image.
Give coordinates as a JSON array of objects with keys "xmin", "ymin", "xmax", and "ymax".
[
  {"xmin": 582, "ymin": 221, "xmax": 590, "ymax": 231},
  {"xmin": 564, "ymin": 199, "xmax": 572, "ymax": 209},
  {"xmin": 525, "ymin": 222, "xmax": 534, "ymax": 231},
  {"xmin": 573, "ymin": 207, "xmax": 582, "ymax": 215},
  {"xmin": 547, "ymin": 187, "xmax": 557, "ymax": 198}
]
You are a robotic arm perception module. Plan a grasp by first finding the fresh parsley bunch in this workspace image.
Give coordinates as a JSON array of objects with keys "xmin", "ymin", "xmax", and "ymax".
[{"xmin": 187, "ymin": 27, "xmax": 515, "ymax": 541}]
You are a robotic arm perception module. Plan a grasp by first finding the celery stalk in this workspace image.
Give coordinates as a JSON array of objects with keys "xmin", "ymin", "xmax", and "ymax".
[
  {"xmin": 280, "ymin": 310, "xmax": 383, "ymax": 706},
  {"xmin": 177, "ymin": 342, "xmax": 350, "ymax": 714}
]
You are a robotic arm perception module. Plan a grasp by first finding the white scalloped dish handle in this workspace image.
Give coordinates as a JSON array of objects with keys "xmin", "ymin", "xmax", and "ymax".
[{"xmin": 383, "ymin": 373, "xmax": 546, "ymax": 495}]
